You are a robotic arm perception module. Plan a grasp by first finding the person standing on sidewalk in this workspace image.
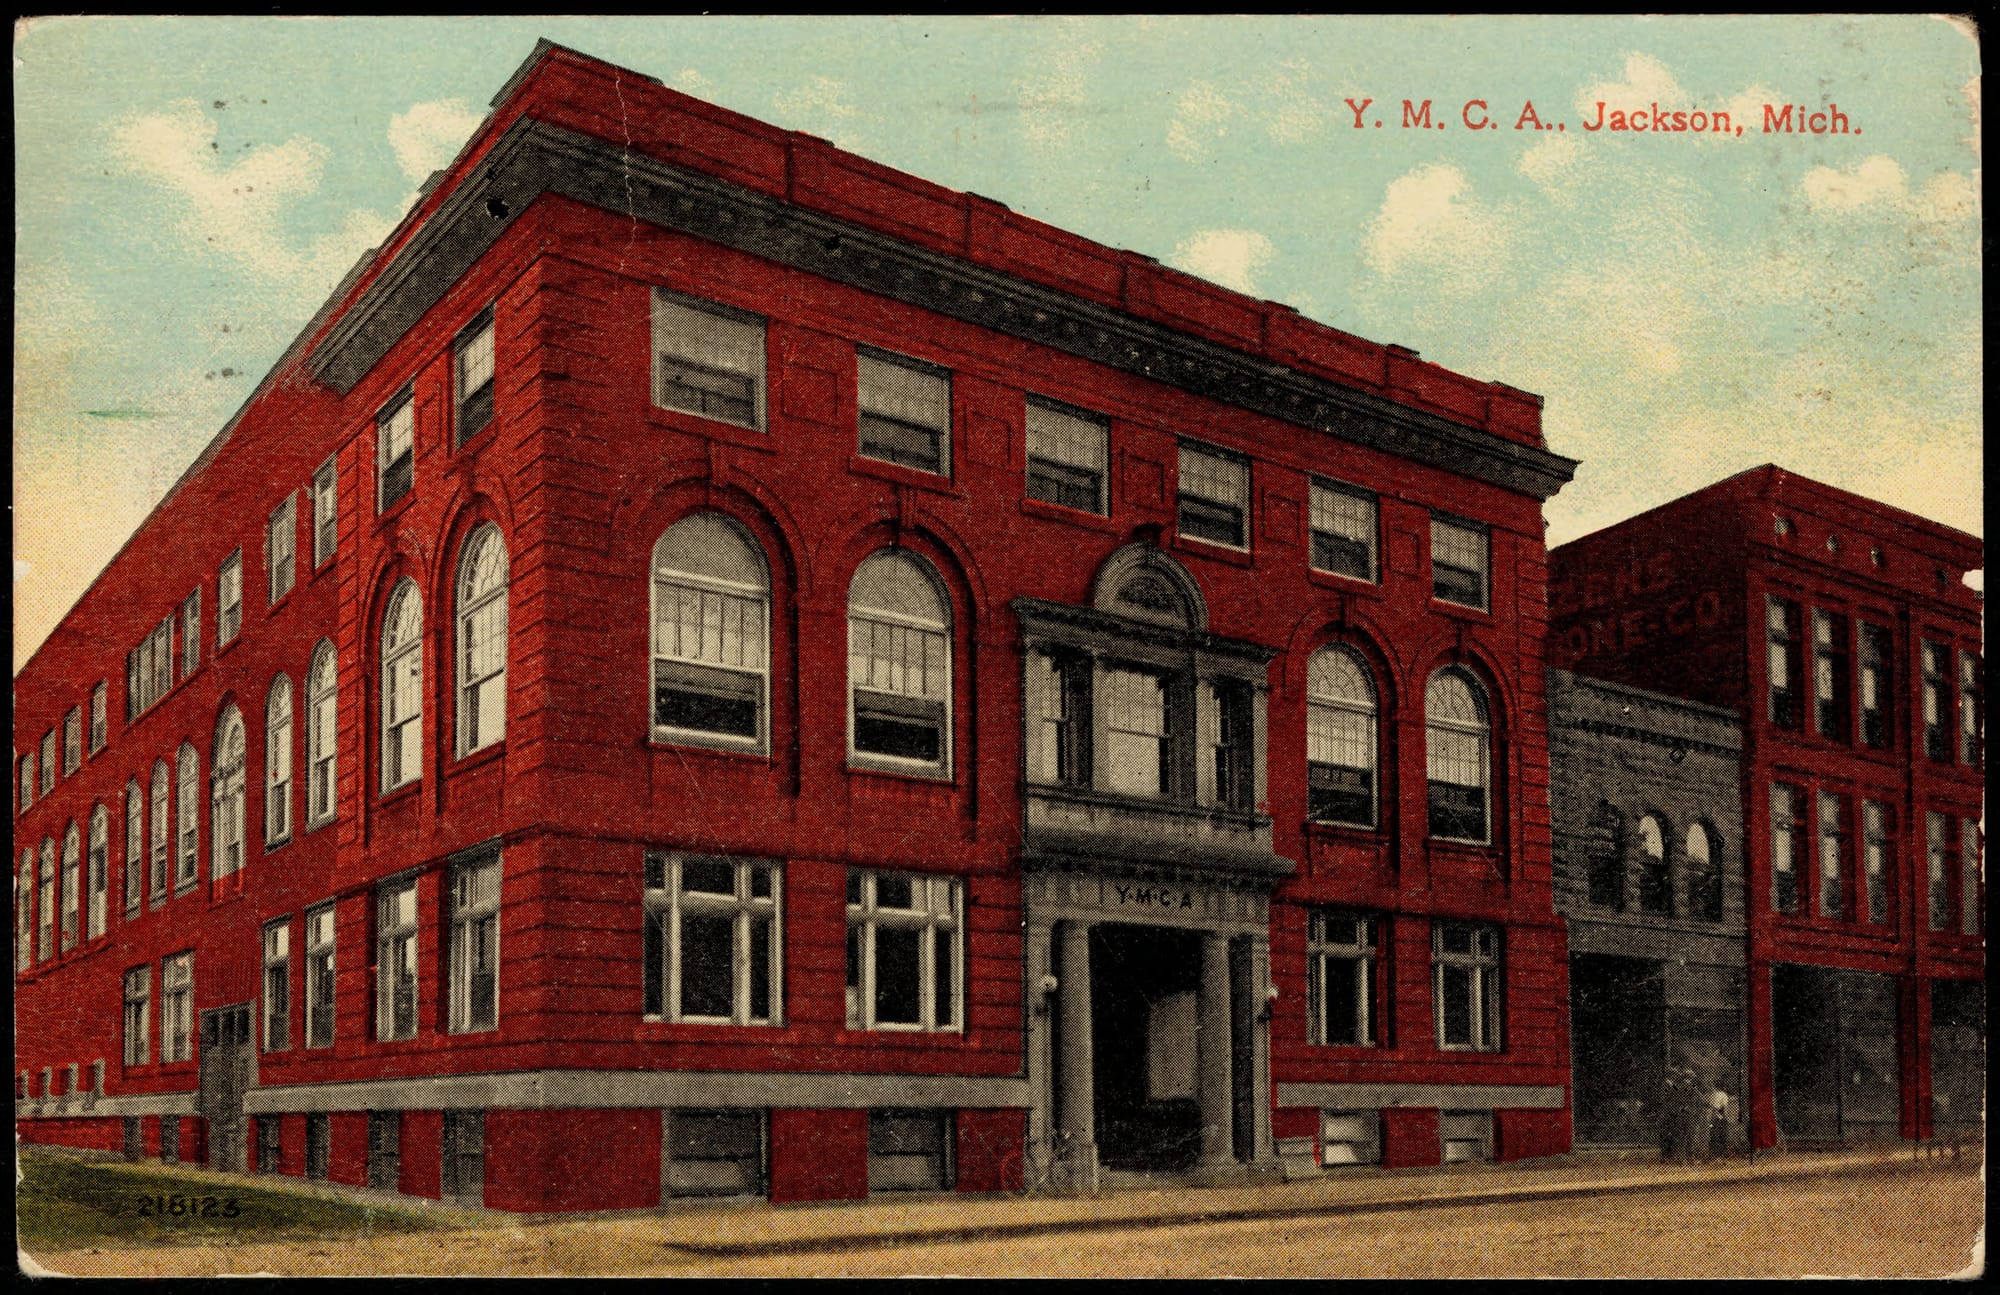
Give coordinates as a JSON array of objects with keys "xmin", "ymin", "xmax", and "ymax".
[
  {"xmin": 1658, "ymin": 1066, "xmax": 1690, "ymax": 1163},
  {"xmin": 1705, "ymin": 1083, "xmax": 1732, "ymax": 1160}
]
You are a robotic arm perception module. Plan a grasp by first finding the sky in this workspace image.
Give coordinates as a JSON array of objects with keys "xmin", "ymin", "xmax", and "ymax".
[{"xmin": 11, "ymin": 15, "xmax": 1984, "ymax": 671}]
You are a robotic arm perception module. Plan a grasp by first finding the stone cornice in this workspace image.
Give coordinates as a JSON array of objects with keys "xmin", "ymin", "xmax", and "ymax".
[
  {"xmin": 310, "ymin": 117, "xmax": 1578, "ymax": 501},
  {"xmin": 1011, "ymin": 596, "xmax": 1280, "ymax": 668}
]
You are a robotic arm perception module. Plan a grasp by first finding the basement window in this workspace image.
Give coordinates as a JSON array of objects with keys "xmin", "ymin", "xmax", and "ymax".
[
  {"xmin": 1320, "ymin": 1111, "xmax": 1382, "ymax": 1166},
  {"xmin": 663, "ymin": 1109, "xmax": 767, "ymax": 1199},
  {"xmin": 867, "ymin": 1109, "xmax": 952, "ymax": 1192}
]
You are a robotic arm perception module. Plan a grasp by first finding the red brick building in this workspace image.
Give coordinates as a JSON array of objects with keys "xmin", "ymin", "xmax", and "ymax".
[
  {"xmin": 1550, "ymin": 466, "xmax": 1983, "ymax": 1149},
  {"xmin": 15, "ymin": 41, "xmax": 1578, "ymax": 1209}
]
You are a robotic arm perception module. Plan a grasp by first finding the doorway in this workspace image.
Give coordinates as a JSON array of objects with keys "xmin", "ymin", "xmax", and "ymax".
[
  {"xmin": 1088, "ymin": 923, "xmax": 1204, "ymax": 1172},
  {"xmin": 197, "ymin": 1003, "xmax": 254, "ymax": 1173},
  {"xmin": 1772, "ymin": 964, "xmax": 1899, "ymax": 1143},
  {"xmin": 1569, "ymin": 953, "xmax": 1666, "ymax": 1146}
]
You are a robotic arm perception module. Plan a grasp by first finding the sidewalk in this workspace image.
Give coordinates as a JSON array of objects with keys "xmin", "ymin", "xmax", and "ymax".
[{"xmin": 635, "ymin": 1144, "xmax": 1975, "ymax": 1258}]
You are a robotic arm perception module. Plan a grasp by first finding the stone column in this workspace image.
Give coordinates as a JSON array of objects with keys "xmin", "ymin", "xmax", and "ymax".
[
  {"xmin": 1055, "ymin": 920, "xmax": 1097, "ymax": 1191},
  {"xmin": 1198, "ymin": 930, "xmax": 1235, "ymax": 1167}
]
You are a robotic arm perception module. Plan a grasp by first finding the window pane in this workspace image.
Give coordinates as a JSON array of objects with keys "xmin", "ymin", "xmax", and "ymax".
[
  {"xmin": 873, "ymin": 927, "xmax": 922, "ymax": 1024},
  {"xmin": 679, "ymin": 913, "xmax": 734, "ymax": 1018},
  {"xmin": 1440, "ymin": 965, "xmax": 1472, "ymax": 1046}
]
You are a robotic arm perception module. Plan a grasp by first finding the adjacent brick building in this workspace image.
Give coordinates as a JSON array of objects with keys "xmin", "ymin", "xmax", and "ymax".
[
  {"xmin": 1550, "ymin": 465, "xmax": 1983, "ymax": 1149},
  {"xmin": 1547, "ymin": 670, "xmax": 1745, "ymax": 1149},
  {"xmin": 15, "ymin": 41, "xmax": 1580, "ymax": 1208}
]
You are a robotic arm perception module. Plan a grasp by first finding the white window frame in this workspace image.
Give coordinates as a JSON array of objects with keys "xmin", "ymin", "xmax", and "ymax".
[
  {"xmin": 306, "ymin": 641, "xmax": 339, "ymax": 828},
  {"xmin": 86, "ymin": 805, "xmax": 108, "ymax": 939},
  {"xmin": 1309, "ymin": 479, "xmax": 1378, "ymax": 583},
  {"xmin": 211, "ymin": 713, "xmax": 245, "ymax": 883},
  {"xmin": 1771, "ymin": 783, "xmax": 1801, "ymax": 914},
  {"xmin": 651, "ymin": 289, "xmax": 766, "ymax": 431},
  {"xmin": 219, "ymin": 550, "xmax": 243, "ymax": 648},
  {"xmin": 305, "ymin": 903, "xmax": 336, "ymax": 1049},
  {"xmin": 1960, "ymin": 817, "xmax": 1982, "ymax": 937},
  {"xmin": 1425, "ymin": 668, "xmax": 1492, "ymax": 845},
  {"xmin": 313, "ymin": 456, "xmax": 339, "ymax": 568},
  {"xmin": 60, "ymin": 823, "xmax": 80, "ymax": 951},
  {"xmin": 90, "ymin": 682, "xmax": 108, "ymax": 753},
  {"xmin": 177, "ymin": 741, "xmax": 203, "ymax": 889},
  {"xmin": 63, "ymin": 708, "xmax": 82, "ymax": 774},
  {"xmin": 268, "ymin": 493, "xmax": 297, "ymax": 605},
  {"xmin": 18, "ymin": 849, "xmax": 35, "ymax": 971},
  {"xmin": 448, "ymin": 853, "xmax": 501, "ymax": 1034},
  {"xmin": 161, "ymin": 952, "xmax": 194, "ymax": 1064},
  {"xmin": 181, "ymin": 588, "xmax": 201, "ymax": 678},
  {"xmin": 651, "ymin": 515, "xmax": 771, "ymax": 752},
  {"xmin": 123, "ymin": 781, "xmax": 143, "ymax": 916},
  {"xmin": 1306, "ymin": 646, "xmax": 1378, "ymax": 828},
  {"xmin": 454, "ymin": 306, "xmax": 496, "ymax": 445},
  {"xmin": 847, "ymin": 551, "xmax": 953, "ymax": 777},
  {"xmin": 1925, "ymin": 812, "xmax": 1950, "ymax": 932},
  {"xmin": 1430, "ymin": 514, "xmax": 1489, "ymax": 611},
  {"xmin": 266, "ymin": 677, "xmax": 294, "ymax": 845},
  {"xmin": 1102, "ymin": 665, "xmax": 1169, "ymax": 799},
  {"xmin": 1816, "ymin": 792, "xmax": 1845, "ymax": 920},
  {"xmin": 1176, "ymin": 441, "xmax": 1249, "ymax": 550},
  {"xmin": 1307, "ymin": 910, "xmax": 1379, "ymax": 1047},
  {"xmin": 40, "ymin": 731, "xmax": 56, "ymax": 794},
  {"xmin": 1024, "ymin": 396, "xmax": 1108, "ymax": 515},
  {"xmin": 263, "ymin": 919, "xmax": 291, "ymax": 1052},
  {"xmin": 455, "ymin": 526, "xmax": 509, "ymax": 757},
  {"xmin": 376, "ymin": 878, "xmax": 419, "ymax": 1042},
  {"xmin": 378, "ymin": 392, "xmax": 416, "ymax": 512},
  {"xmin": 844, "ymin": 869, "xmax": 962, "ymax": 1033},
  {"xmin": 857, "ymin": 346, "xmax": 952, "ymax": 476},
  {"xmin": 149, "ymin": 760, "xmax": 169, "ymax": 902},
  {"xmin": 1432, "ymin": 921, "xmax": 1502, "ymax": 1052},
  {"xmin": 20, "ymin": 753, "xmax": 34, "ymax": 811},
  {"xmin": 36, "ymin": 840, "xmax": 55, "ymax": 962},
  {"xmin": 124, "ymin": 966, "xmax": 151, "ymax": 1067},
  {"xmin": 1861, "ymin": 800, "xmax": 1890, "ymax": 926},
  {"xmin": 381, "ymin": 581, "xmax": 424, "ymax": 793},
  {"xmin": 643, "ymin": 853, "xmax": 782, "ymax": 1027}
]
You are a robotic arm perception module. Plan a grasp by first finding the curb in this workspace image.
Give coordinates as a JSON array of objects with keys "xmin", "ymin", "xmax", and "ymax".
[{"xmin": 659, "ymin": 1155, "xmax": 1962, "ymax": 1259}]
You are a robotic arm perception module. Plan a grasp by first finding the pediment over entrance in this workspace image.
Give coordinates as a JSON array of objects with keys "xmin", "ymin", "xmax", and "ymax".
[{"xmin": 1090, "ymin": 544, "xmax": 1207, "ymax": 631}]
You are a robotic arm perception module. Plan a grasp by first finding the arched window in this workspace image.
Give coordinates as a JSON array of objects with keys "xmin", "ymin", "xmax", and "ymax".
[
  {"xmin": 267, "ymin": 675, "xmax": 294, "ymax": 845},
  {"xmin": 37, "ymin": 839, "xmax": 55, "ymax": 962},
  {"xmin": 16, "ymin": 849, "xmax": 32, "ymax": 971},
  {"xmin": 381, "ymin": 580, "xmax": 424, "ymax": 792},
  {"xmin": 848, "ymin": 550, "xmax": 952, "ymax": 773},
  {"xmin": 1587, "ymin": 803, "xmax": 1625, "ymax": 908},
  {"xmin": 150, "ymin": 760, "xmax": 169, "ymax": 900},
  {"xmin": 1636, "ymin": 813, "xmax": 1672, "ymax": 915},
  {"xmin": 61, "ymin": 823, "xmax": 81, "ymax": 952},
  {"xmin": 176, "ymin": 743, "xmax": 200, "ymax": 889},
  {"xmin": 1307, "ymin": 647, "xmax": 1378, "ymax": 828},
  {"xmin": 1425, "ymin": 667, "xmax": 1490, "ymax": 843},
  {"xmin": 651, "ymin": 513, "xmax": 769, "ymax": 747},
  {"xmin": 456, "ymin": 525, "xmax": 509, "ymax": 755},
  {"xmin": 1686, "ymin": 822, "xmax": 1724, "ymax": 922},
  {"xmin": 306, "ymin": 641, "xmax": 338, "ymax": 827},
  {"xmin": 212, "ymin": 710, "xmax": 246, "ymax": 883},
  {"xmin": 124, "ymin": 779, "xmax": 144, "ymax": 917},
  {"xmin": 87, "ymin": 805, "xmax": 108, "ymax": 939}
]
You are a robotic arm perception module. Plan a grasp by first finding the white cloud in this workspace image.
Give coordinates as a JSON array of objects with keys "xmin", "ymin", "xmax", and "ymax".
[
  {"xmin": 1518, "ymin": 133, "xmax": 1585, "ymax": 193},
  {"xmin": 387, "ymin": 98, "xmax": 483, "ymax": 184},
  {"xmin": 668, "ymin": 68, "xmax": 713, "ymax": 96},
  {"xmin": 1261, "ymin": 61, "xmax": 1329, "ymax": 145},
  {"xmin": 774, "ymin": 76, "xmax": 868, "ymax": 151},
  {"xmin": 1017, "ymin": 39, "xmax": 1102, "ymax": 153},
  {"xmin": 1360, "ymin": 163, "xmax": 1507, "ymax": 291},
  {"xmin": 1723, "ymin": 84, "xmax": 1785, "ymax": 132},
  {"xmin": 1167, "ymin": 229, "xmax": 1276, "ymax": 294},
  {"xmin": 1802, "ymin": 155, "xmax": 1976, "ymax": 221},
  {"xmin": 108, "ymin": 99, "xmax": 394, "ymax": 296},
  {"xmin": 1575, "ymin": 52, "xmax": 1687, "ymax": 118},
  {"xmin": 1165, "ymin": 81, "xmax": 1238, "ymax": 162}
]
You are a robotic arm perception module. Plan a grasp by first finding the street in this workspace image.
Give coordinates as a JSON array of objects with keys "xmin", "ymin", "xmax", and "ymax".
[{"xmin": 27, "ymin": 1156, "xmax": 1982, "ymax": 1279}]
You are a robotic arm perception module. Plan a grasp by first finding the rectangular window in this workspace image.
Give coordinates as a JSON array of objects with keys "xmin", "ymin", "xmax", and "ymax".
[
  {"xmin": 1862, "ymin": 801, "xmax": 1891, "ymax": 926},
  {"xmin": 159, "ymin": 1117, "xmax": 180, "ymax": 1164},
  {"xmin": 180, "ymin": 590, "xmax": 200, "ymax": 679},
  {"xmin": 652, "ymin": 289, "xmax": 765, "ymax": 430},
  {"xmin": 1816, "ymin": 792, "xmax": 1845, "ymax": 920},
  {"xmin": 867, "ymin": 1110, "xmax": 952, "ymax": 1192},
  {"xmin": 161, "ymin": 953, "xmax": 193, "ymax": 1064},
  {"xmin": 1812, "ymin": 611, "xmax": 1850, "ymax": 741},
  {"xmin": 305, "ymin": 1113, "xmax": 330, "ymax": 1181},
  {"xmin": 846, "ymin": 870, "xmax": 962, "ymax": 1032},
  {"xmin": 1310, "ymin": 480, "xmax": 1378, "ymax": 582},
  {"xmin": 377, "ymin": 394, "xmax": 415, "ymax": 512},
  {"xmin": 454, "ymin": 307, "xmax": 496, "ymax": 445},
  {"xmin": 1770, "ymin": 784, "xmax": 1801, "ymax": 913},
  {"xmin": 219, "ymin": 551, "xmax": 243, "ymax": 648},
  {"xmin": 18, "ymin": 853, "xmax": 34, "ymax": 971},
  {"xmin": 256, "ymin": 1115, "xmax": 283, "ymax": 1174},
  {"xmin": 1209, "ymin": 679, "xmax": 1255, "ymax": 811},
  {"xmin": 268, "ymin": 493, "xmax": 297, "ymax": 604},
  {"xmin": 1431, "ymin": 516, "xmax": 1489, "ymax": 610},
  {"xmin": 643, "ymin": 854, "xmax": 780, "ymax": 1026},
  {"xmin": 1103, "ymin": 667, "xmax": 1169, "ymax": 798},
  {"xmin": 1308, "ymin": 911, "xmax": 1379, "ymax": 1047},
  {"xmin": 848, "ymin": 615, "xmax": 950, "ymax": 770},
  {"xmin": 448, "ymin": 854, "xmax": 501, "ymax": 1034},
  {"xmin": 1858, "ymin": 623, "xmax": 1892, "ymax": 750},
  {"xmin": 1025, "ymin": 397, "xmax": 1108, "ymax": 514},
  {"xmin": 150, "ymin": 617, "xmax": 173, "ymax": 704},
  {"xmin": 41, "ymin": 731, "xmax": 57, "ymax": 793},
  {"xmin": 263, "ymin": 920, "xmax": 291, "ymax": 1052},
  {"xmin": 38, "ymin": 845, "xmax": 54, "ymax": 961},
  {"xmin": 858, "ymin": 348, "xmax": 951, "ymax": 475},
  {"xmin": 90, "ymin": 683, "xmax": 107, "ymax": 753},
  {"xmin": 376, "ymin": 879, "xmax": 418, "ymax": 1042},
  {"xmin": 651, "ymin": 573, "xmax": 767, "ymax": 747},
  {"xmin": 441, "ymin": 1109, "xmax": 485, "ymax": 1204},
  {"xmin": 87, "ymin": 816, "xmax": 107, "ymax": 939},
  {"xmin": 123, "ymin": 966, "xmax": 150, "ymax": 1067},
  {"xmin": 123, "ymin": 787, "xmax": 143, "ymax": 917},
  {"xmin": 1767, "ymin": 598, "xmax": 1803, "ymax": 729},
  {"xmin": 1960, "ymin": 818, "xmax": 1982, "ymax": 937},
  {"xmin": 664, "ymin": 1109, "xmax": 767, "ymax": 1198},
  {"xmin": 1441, "ymin": 1110, "xmax": 1494, "ymax": 1163},
  {"xmin": 1959, "ymin": 650, "xmax": 1983, "ymax": 767},
  {"xmin": 1433, "ymin": 922, "xmax": 1501, "ymax": 1051},
  {"xmin": 1921, "ymin": 641, "xmax": 1951, "ymax": 760},
  {"xmin": 1176, "ymin": 442, "xmax": 1249, "ymax": 549},
  {"xmin": 1029, "ymin": 650, "xmax": 1091, "ymax": 788},
  {"xmin": 61, "ymin": 833, "xmax": 79, "ymax": 950},
  {"xmin": 19, "ymin": 755, "xmax": 32, "ymax": 810},
  {"xmin": 1925, "ymin": 812, "xmax": 1951, "ymax": 932},
  {"xmin": 63, "ymin": 709, "xmax": 81, "ymax": 774},
  {"xmin": 150, "ymin": 771, "xmax": 168, "ymax": 901},
  {"xmin": 1319, "ymin": 1111, "xmax": 1382, "ymax": 1166},
  {"xmin": 313, "ymin": 457, "xmax": 339, "ymax": 568},
  {"xmin": 366, "ymin": 1112, "xmax": 400, "ymax": 1190},
  {"xmin": 304, "ymin": 905, "xmax": 336, "ymax": 1049}
]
